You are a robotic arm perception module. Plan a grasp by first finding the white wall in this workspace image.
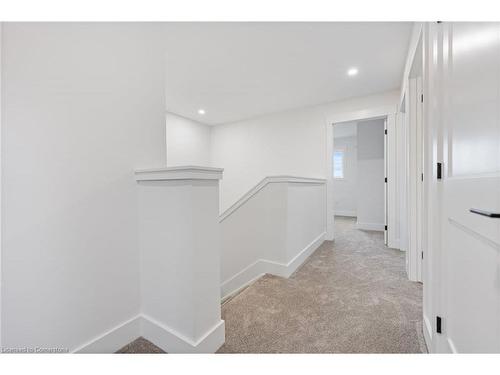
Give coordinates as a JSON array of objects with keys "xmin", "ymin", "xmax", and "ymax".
[
  {"xmin": 286, "ymin": 182, "xmax": 326, "ymax": 261},
  {"xmin": 136, "ymin": 168, "xmax": 224, "ymax": 353},
  {"xmin": 1, "ymin": 23, "xmax": 167, "ymax": 352},
  {"xmin": 211, "ymin": 107, "xmax": 326, "ymax": 212},
  {"xmin": 220, "ymin": 182, "xmax": 287, "ymax": 289},
  {"xmin": 220, "ymin": 178, "xmax": 326, "ymax": 299},
  {"xmin": 211, "ymin": 90, "xmax": 399, "ymax": 213},
  {"xmin": 356, "ymin": 119, "xmax": 385, "ymax": 230},
  {"xmin": 333, "ymin": 132, "xmax": 358, "ymax": 217},
  {"xmin": 166, "ymin": 112, "xmax": 211, "ymax": 167}
]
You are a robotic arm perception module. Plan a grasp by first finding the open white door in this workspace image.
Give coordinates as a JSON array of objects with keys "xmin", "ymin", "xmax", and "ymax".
[{"xmin": 437, "ymin": 22, "xmax": 500, "ymax": 353}]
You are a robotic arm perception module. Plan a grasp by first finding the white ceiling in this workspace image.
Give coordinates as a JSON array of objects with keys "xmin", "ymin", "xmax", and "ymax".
[{"xmin": 163, "ymin": 22, "xmax": 413, "ymax": 125}]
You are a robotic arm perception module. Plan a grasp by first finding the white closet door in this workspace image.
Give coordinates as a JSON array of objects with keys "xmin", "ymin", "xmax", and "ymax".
[{"xmin": 440, "ymin": 22, "xmax": 500, "ymax": 353}]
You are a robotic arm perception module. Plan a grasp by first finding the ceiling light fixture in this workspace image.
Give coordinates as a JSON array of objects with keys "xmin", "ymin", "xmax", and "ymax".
[
  {"xmin": 198, "ymin": 109, "xmax": 206, "ymax": 115},
  {"xmin": 347, "ymin": 68, "xmax": 358, "ymax": 76}
]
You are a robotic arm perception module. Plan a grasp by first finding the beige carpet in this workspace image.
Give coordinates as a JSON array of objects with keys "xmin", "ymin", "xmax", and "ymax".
[
  {"xmin": 119, "ymin": 216, "xmax": 425, "ymax": 353},
  {"xmin": 117, "ymin": 337, "xmax": 164, "ymax": 353},
  {"xmin": 217, "ymin": 216, "xmax": 425, "ymax": 353}
]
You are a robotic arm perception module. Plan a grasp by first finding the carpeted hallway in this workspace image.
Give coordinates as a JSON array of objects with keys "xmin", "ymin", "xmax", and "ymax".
[
  {"xmin": 118, "ymin": 216, "xmax": 425, "ymax": 353},
  {"xmin": 217, "ymin": 216, "xmax": 425, "ymax": 353}
]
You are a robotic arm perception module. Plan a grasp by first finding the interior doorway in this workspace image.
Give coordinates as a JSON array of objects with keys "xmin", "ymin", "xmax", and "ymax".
[{"xmin": 332, "ymin": 118, "xmax": 388, "ymax": 242}]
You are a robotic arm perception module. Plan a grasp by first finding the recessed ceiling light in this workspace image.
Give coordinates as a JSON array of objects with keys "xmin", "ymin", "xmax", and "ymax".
[
  {"xmin": 347, "ymin": 68, "xmax": 358, "ymax": 76},
  {"xmin": 198, "ymin": 109, "xmax": 206, "ymax": 115}
]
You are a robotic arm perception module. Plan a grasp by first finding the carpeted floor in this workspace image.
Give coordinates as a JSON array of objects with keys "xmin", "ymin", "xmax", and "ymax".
[
  {"xmin": 118, "ymin": 216, "xmax": 425, "ymax": 353},
  {"xmin": 117, "ymin": 336, "xmax": 164, "ymax": 353},
  {"xmin": 217, "ymin": 216, "xmax": 425, "ymax": 353}
]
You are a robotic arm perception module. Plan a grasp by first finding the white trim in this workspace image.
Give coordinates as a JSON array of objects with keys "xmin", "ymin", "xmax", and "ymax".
[
  {"xmin": 135, "ymin": 165, "xmax": 223, "ymax": 181},
  {"xmin": 334, "ymin": 210, "xmax": 356, "ymax": 217},
  {"xmin": 221, "ymin": 232, "xmax": 326, "ymax": 299},
  {"xmin": 141, "ymin": 315, "xmax": 225, "ymax": 354},
  {"xmin": 356, "ymin": 222, "xmax": 385, "ymax": 231},
  {"xmin": 389, "ymin": 239, "xmax": 401, "ymax": 251},
  {"xmin": 73, "ymin": 315, "xmax": 142, "ymax": 353},
  {"xmin": 399, "ymin": 23, "xmax": 424, "ymax": 109},
  {"xmin": 327, "ymin": 106, "xmax": 396, "ymax": 126},
  {"xmin": 406, "ymin": 76, "xmax": 424, "ymax": 282},
  {"xmin": 219, "ymin": 176, "xmax": 326, "ymax": 222},
  {"xmin": 220, "ymin": 261, "xmax": 266, "ymax": 301},
  {"xmin": 386, "ymin": 114, "xmax": 399, "ymax": 249},
  {"xmin": 74, "ymin": 314, "xmax": 225, "ymax": 353},
  {"xmin": 267, "ymin": 232, "xmax": 326, "ymax": 278},
  {"xmin": 221, "ymin": 265, "xmax": 265, "ymax": 304}
]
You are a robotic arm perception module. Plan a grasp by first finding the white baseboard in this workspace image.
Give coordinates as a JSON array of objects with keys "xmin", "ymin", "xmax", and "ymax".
[
  {"xmin": 221, "ymin": 261, "xmax": 266, "ymax": 301},
  {"xmin": 388, "ymin": 239, "xmax": 401, "ymax": 250},
  {"xmin": 141, "ymin": 314, "xmax": 225, "ymax": 353},
  {"xmin": 356, "ymin": 221, "xmax": 384, "ymax": 231},
  {"xmin": 74, "ymin": 315, "xmax": 141, "ymax": 353},
  {"xmin": 334, "ymin": 210, "xmax": 357, "ymax": 217},
  {"xmin": 74, "ymin": 314, "xmax": 225, "ymax": 353},
  {"xmin": 263, "ymin": 232, "xmax": 326, "ymax": 278},
  {"xmin": 221, "ymin": 232, "xmax": 326, "ymax": 300}
]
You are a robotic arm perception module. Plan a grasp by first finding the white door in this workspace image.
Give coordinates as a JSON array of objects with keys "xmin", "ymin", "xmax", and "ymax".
[{"xmin": 439, "ymin": 22, "xmax": 500, "ymax": 353}]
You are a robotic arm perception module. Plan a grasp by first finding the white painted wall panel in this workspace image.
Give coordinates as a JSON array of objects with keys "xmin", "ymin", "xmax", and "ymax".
[
  {"xmin": 137, "ymin": 179, "xmax": 222, "ymax": 348},
  {"xmin": 220, "ymin": 179, "xmax": 326, "ymax": 299},
  {"xmin": 220, "ymin": 183, "xmax": 287, "ymax": 286},
  {"xmin": 286, "ymin": 183, "xmax": 326, "ymax": 261}
]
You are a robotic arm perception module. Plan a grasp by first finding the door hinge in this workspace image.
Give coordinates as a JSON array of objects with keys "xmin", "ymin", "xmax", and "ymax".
[
  {"xmin": 384, "ymin": 177, "xmax": 387, "ymax": 183},
  {"xmin": 437, "ymin": 162, "xmax": 443, "ymax": 180},
  {"xmin": 421, "ymin": 94, "xmax": 424, "ymax": 103},
  {"xmin": 421, "ymin": 173, "xmax": 424, "ymax": 182},
  {"xmin": 421, "ymin": 251, "xmax": 424, "ymax": 260},
  {"xmin": 436, "ymin": 316, "xmax": 442, "ymax": 334},
  {"xmin": 384, "ymin": 225, "xmax": 388, "ymax": 231},
  {"xmin": 384, "ymin": 129, "xmax": 387, "ymax": 135}
]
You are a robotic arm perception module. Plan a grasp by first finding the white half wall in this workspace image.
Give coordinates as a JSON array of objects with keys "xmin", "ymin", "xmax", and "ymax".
[
  {"xmin": 356, "ymin": 119, "xmax": 385, "ymax": 231},
  {"xmin": 166, "ymin": 112, "xmax": 212, "ymax": 167},
  {"xmin": 1, "ymin": 23, "xmax": 167, "ymax": 352},
  {"xmin": 220, "ymin": 177, "xmax": 327, "ymax": 299},
  {"xmin": 135, "ymin": 167, "xmax": 224, "ymax": 353}
]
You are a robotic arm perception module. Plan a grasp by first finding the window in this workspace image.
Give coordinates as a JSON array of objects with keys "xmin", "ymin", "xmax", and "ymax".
[{"xmin": 333, "ymin": 149, "xmax": 345, "ymax": 179}]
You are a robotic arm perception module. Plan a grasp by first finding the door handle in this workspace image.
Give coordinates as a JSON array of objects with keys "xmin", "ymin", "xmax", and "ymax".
[{"xmin": 469, "ymin": 208, "xmax": 500, "ymax": 218}]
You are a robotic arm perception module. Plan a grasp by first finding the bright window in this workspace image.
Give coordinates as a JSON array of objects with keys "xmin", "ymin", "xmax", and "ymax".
[{"xmin": 333, "ymin": 150, "xmax": 345, "ymax": 179}]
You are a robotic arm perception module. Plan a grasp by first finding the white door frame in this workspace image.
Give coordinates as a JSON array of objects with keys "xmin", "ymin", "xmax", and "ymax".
[
  {"xmin": 326, "ymin": 108, "xmax": 398, "ymax": 246},
  {"xmin": 401, "ymin": 27, "xmax": 425, "ymax": 283},
  {"xmin": 384, "ymin": 118, "xmax": 388, "ymax": 245},
  {"xmin": 415, "ymin": 22, "xmax": 446, "ymax": 352},
  {"xmin": 405, "ymin": 76, "xmax": 424, "ymax": 282}
]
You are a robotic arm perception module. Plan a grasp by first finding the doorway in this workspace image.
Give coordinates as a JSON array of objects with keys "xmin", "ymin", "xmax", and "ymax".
[{"xmin": 332, "ymin": 118, "xmax": 387, "ymax": 241}]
